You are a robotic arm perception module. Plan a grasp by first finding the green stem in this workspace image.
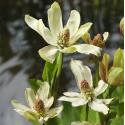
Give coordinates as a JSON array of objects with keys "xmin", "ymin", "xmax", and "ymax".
[
  {"xmin": 85, "ymin": 104, "xmax": 89, "ymax": 121},
  {"xmin": 95, "ymin": 57, "xmax": 99, "ymax": 85},
  {"xmin": 95, "ymin": 57, "xmax": 104, "ymax": 124},
  {"xmin": 43, "ymin": 123, "xmax": 47, "ymax": 125},
  {"xmin": 52, "ymin": 52, "xmax": 63, "ymax": 98}
]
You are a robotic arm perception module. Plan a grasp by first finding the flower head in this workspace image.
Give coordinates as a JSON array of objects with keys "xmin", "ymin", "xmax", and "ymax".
[
  {"xmin": 25, "ymin": 2, "xmax": 101, "ymax": 63},
  {"xmin": 59, "ymin": 60, "xmax": 112, "ymax": 115},
  {"xmin": 82, "ymin": 32, "xmax": 109, "ymax": 47},
  {"xmin": 11, "ymin": 82, "xmax": 63, "ymax": 124}
]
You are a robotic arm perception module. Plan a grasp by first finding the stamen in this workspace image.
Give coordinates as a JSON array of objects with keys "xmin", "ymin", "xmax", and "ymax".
[
  {"xmin": 91, "ymin": 33, "xmax": 103, "ymax": 46},
  {"xmin": 80, "ymin": 80, "xmax": 90, "ymax": 90},
  {"xmin": 58, "ymin": 27, "xmax": 70, "ymax": 48},
  {"xmin": 34, "ymin": 98, "xmax": 45, "ymax": 113},
  {"xmin": 80, "ymin": 80, "xmax": 94, "ymax": 101}
]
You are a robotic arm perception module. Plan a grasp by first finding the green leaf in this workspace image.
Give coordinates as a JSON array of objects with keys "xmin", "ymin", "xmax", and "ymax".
[
  {"xmin": 28, "ymin": 79, "xmax": 43, "ymax": 92},
  {"xmin": 110, "ymin": 117, "xmax": 124, "ymax": 125},
  {"xmin": 88, "ymin": 109, "xmax": 100, "ymax": 124},
  {"xmin": 42, "ymin": 51, "xmax": 63, "ymax": 95}
]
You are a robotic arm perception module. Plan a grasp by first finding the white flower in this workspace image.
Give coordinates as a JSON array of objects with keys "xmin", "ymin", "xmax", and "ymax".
[
  {"xmin": 11, "ymin": 82, "xmax": 63, "ymax": 124},
  {"xmin": 25, "ymin": 2, "xmax": 101, "ymax": 63},
  {"xmin": 59, "ymin": 60, "xmax": 112, "ymax": 115}
]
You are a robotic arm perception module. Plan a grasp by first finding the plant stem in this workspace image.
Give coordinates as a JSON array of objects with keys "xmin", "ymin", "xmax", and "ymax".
[
  {"xmin": 85, "ymin": 104, "xmax": 89, "ymax": 121},
  {"xmin": 95, "ymin": 57, "xmax": 99, "ymax": 85},
  {"xmin": 95, "ymin": 56, "xmax": 104, "ymax": 124},
  {"xmin": 52, "ymin": 52, "xmax": 63, "ymax": 98}
]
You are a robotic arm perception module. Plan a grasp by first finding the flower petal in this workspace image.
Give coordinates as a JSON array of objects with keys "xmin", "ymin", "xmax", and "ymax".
[
  {"xmin": 48, "ymin": 2, "xmax": 63, "ymax": 37},
  {"xmin": 11, "ymin": 100, "xmax": 31, "ymax": 111},
  {"xmin": 70, "ymin": 60, "xmax": 93, "ymax": 89},
  {"xmin": 72, "ymin": 98, "xmax": 88, "ymax": 107},
  {"xmin": 60, "ymin": 46, "xmax": 76, "ymax": 53},
  {"xmin": 46, "ymin": 106, "xmax": 63, "ymax": 118},
  {"xmin": 89, "ymin": 100, "xmax": 109, "ymax": 115},
  {"xmin": 63, "ymin": 92, "xmax": 80, "ymax": 97},
  {"xmin": 25, "ymin": 15, "xmax": 56, "ymax": 46},
  {"xmin": 58, "ymin": 96, "xmax": 79, "ymax": 102},
  {"xmin": 69, "ymin": 22, "xmax": 92, "ymax": 45},
  {"xmin": 103, "ymin": 32, "xmax": 109, "ymax": 42},
  {"xmin": 96, "ymin": 98, "xmax": 113, "ymax": 105},
  {"xmin": 15, "ymin": 109, "xmax": 39, "ymax": 123},
  {"xmin": 37, "ymin": 81, "xmax": 50, "ymax": 102},
  {"xmin": 66, "ymin": 10, "xmax": 80, "ymax": 37},
  {"xmin": 38, "ymin": 45, "xmax": 58, "ymax": 63},
  {"xmin": 25, "ymin": 88, "xmax": 36, "ymax": 108},
  {"xmin": 72, "ymin": 44, "xmax": 102, "ymax": 56},
  {"xmin": 94, "ymin": 80, "xmax": 108, "ymax": 97},
  {"xmin": 45, "ymin": 97, "xmax": 54, "ymax": 109}
]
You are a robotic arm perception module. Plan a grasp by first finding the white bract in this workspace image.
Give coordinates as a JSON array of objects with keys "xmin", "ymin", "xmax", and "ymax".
[
  {"xmin": 59, "ymin": 60, "xmax": 112, "ymax": 115},
  {"xmin": 11, "ymin": 82, "xmax": 63, "ymax": 124},
  {"xmin": 25, "ymin": 2, "xmax": 102, "ymax": 63}
]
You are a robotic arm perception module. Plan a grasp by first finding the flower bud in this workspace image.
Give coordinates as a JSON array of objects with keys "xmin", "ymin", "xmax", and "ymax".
[
  {"xmin": 91, "ymin": 33, "xmax": 104, "ymax": 47},
  {"xmin": 120, "ymin": 17, "xmax": 124, "ymax": 36}
]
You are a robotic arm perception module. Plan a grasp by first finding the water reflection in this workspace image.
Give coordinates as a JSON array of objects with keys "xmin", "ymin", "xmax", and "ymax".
[{"xmin": 0, "ymin": 0, "xmax": 124, "ymax": 125}]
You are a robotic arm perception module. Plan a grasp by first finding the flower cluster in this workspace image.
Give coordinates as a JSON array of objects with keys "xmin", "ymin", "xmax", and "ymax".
[{"xmin": 11, "ymin": 1, "xmax": 123, "ymax": 125}]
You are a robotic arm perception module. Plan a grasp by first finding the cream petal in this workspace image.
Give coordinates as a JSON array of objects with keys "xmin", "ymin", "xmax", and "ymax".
[
  {"xmin": 15, "ymin": 109, "xmax": 39, "ymax": 123},
  {"xmin": 46, "ymin": 106, "xmax": 63, "ymax": 118},
  {"xmin": 66, "ymin": 10, "xmax": 80, "ymax": 37},
  {"xmin": 94, "ymin": 80, "xmax": 108, "ymax": 97},
  {"xmin": 14, "ymin": 109, "xmax": 37, "ymax": 121},
  {"xmin": 89, "ymin": 100, "xmax": 109, "ymax": 115},
  {"xmin": 60, "ymin": 46, "xmax": 76, "ymax": 53},
  {"xmin": 38, "ymin": 45, "xmax": 58, "ymax": 63},
  {"xmin": 37, "ymin": 81, "xmax": 50, "ymax": 102},
  {"xmin": 96, "ymin": 99, "xmax": 113, "ymax": 105},
  {"xmin": 45, "ymin": 97, "xmax": 54, "ymax": 109},
  {"xmin": 103, "ymin": 32, "xmax": 109, "ymax": 42},
  {"xmin": 25, "ymin": 88, "xmax": 36, "ymax": 109},
  {"xmin": 48, "ymin": 2, "xmax": 63, "ymax": 37},
  {"xmin": 72, "ymin": 44, "xmax": 102, "ymax": 56},
  {"xmin": 58, "ymin": 96, "xmax": 79, "ymax": 102},
  {"xmin": 72, "ymin": 98, "xmax": 88, "ymax": 107},
  {"xmin": 63, "ymin": 92, "xmax": 80, "ymax": 97},
  {"xmin": 25, "ymin": 15, "xmax": 57, "ymax": 46},
  {"xmin": 69, "ymin": 22, "xmax": 92, "ymax": 45},
  {"xmin": 70, "ymin": 60, "xmax": 93, "ymax": 89},
  {"xmin": 11, "ymin": 100, "xmax": 31, "ymax": 111}
]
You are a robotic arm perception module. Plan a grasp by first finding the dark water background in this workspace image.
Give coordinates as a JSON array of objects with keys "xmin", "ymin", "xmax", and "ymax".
[{"xmin": 0, "ymin": 0, "xmax": 124, "ymax": 125}]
